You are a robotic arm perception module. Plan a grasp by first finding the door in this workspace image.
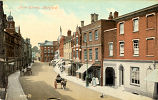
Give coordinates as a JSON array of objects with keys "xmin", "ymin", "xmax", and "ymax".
[{"xmin": 105, "ymin": 67, "xmax": 115, "ymax": 86}]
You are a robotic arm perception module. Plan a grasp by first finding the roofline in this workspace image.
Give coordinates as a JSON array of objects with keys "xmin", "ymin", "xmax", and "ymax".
[
  {"xmin": 80, "ymin": 19, "xmax": 115, "ymax": 29},
  {"xmin": 115, "ymin": 4, "xmax": 158, "ymax": 21}
]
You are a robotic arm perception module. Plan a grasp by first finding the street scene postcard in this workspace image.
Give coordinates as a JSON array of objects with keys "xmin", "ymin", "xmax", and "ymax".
[{"xmin": 0, "ymin": 0, "xmax": 158, "ymax": 100}]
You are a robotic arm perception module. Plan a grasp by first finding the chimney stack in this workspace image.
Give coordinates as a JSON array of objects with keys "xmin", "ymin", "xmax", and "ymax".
[
  {"xmin": 81, "ymin": 21, "xmax": 84, "ymax": 27},
  {"xmin": 94, "ymin": 13, "xmax": 98, "ymax": 22},
  {"xmin": 67, "ymin": 30, "xmax": 71, "ymax": 36},
  {"xmin": 108, "ymin": 12, "xmax": 113, "ymax": 20},
  {"xmin": 91, "ymin": 14, "xmax": 94, "ymax": 23},
  {"xmin": 114, "ymin": 11, "xmax": 119, "ymax": 18},
  {"xmin": 91, "ymin": 13, "xmax": 99, "ymax": 23}
]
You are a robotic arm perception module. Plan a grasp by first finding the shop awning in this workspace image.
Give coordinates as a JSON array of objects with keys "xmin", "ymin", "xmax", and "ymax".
[
  {"xmin": 76, "ymin": 64, "xmax": 92, "ymax": 73},
  {"xmin": 8, "ymin": 62, "xmax": 14, "ymax": 65},
  {"xmin": 65, "ymin": 64, "xmax": 71, "ymax": 68},
  {"xmin": 144, "ymin": 69, "xmax": 158, "ymax": 82}
]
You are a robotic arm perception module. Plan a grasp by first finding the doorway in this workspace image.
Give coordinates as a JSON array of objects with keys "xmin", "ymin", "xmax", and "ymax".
[
  {"xmin": 105, "ymin": 67, "xmax": 115, "ymax": 86},
  {"xmin": 119, "ymin": 65, "xmax": 124, "ymax": 86}
]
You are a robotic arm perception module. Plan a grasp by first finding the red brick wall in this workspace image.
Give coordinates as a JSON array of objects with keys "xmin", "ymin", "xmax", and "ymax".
[
  {"xmin": 103, "ymin": 29, "xmax": 117, "ymax": 59},
  {"xmin": 59, "ymin": 36, "xmax": 65, "ymax": 58},
  {"xmin": 116, "ymin": 12, "xmax": 158, "ymax": 60},
  {"xmin": 81, "ymin": 20, "xmax": 116, "ymax": 64},
  {"xmin": 40, "ymin": 46, "xmax": 54, "ymax": 62},
  {"xmin": 72, "ymin": 32, "xmax": 82, "ymax": 61}
]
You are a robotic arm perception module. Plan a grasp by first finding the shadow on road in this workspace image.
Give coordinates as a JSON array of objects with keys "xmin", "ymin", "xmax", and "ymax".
[{"xmin": 19, "ymin": 78, "xmax": 75, "ymax": 100}]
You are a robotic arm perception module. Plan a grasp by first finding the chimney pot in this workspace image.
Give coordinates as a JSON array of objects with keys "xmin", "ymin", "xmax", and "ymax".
[
  {"xmin": 114, "ymin": 11, "xmax": 119, "ymax": 18},
  {"xmin": 108, "ymin": 12, "xmax": 113, "ymax": 20}
]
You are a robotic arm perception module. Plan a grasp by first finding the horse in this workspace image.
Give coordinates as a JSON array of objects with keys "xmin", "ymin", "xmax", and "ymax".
[
  {"xmin": 61, "ymin": 78, "xmax": 67, "ymax": 89},
  {"xmin": 54, "ymin": 77, "xmax": 67, "ymax": 89}
]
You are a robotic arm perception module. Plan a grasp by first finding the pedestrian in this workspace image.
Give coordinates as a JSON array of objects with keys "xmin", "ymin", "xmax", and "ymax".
[
  {"xmin": 96, "ymin": 77, "xmax": 99, "ymax": 85},
  {"xmin": 92, "ymin": 76, "xmax": 96, "ymax": 87}
]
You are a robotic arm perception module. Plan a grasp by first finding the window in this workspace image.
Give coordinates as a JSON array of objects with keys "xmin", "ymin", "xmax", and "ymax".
[
  {"xmin": 119, "ymin": 41, "xmax": 124, "ymax": 56},
  {"xmin": 146, "ymin": 38, "xmax": 154, "ymax": 55},
  {"xmin": 146, "ymin": 13, "xmax": 155, "ymax": 28},
  {"xmin": 84, "ymin": 33, "xmax": 87, "ymax": 42},
  {"xmin": 89, "ymin": 49, "xmax": 92, "ymax": 60},
  {"xmin": 76, "ymin": 37, "xmax": 78, "ymax": 45},
  {"xmin": 89, "ymin": 32, "xmax": 92, "ymax": 41},
  {"xmin": 10, "ymin": 24, "xmax": 13, "ymax": 28},
  {"xmin": 84, "ymin": 49, "xmax": 87, "ymax": 60},
  {"xmin": 51, "ymin": 50, "xmax": 53, "ymax": 53},
  {"xmin": 48, "ymin": 49, "xmax": 50, "ymax": 53},
  {"xmin": 76, "ymin": 50, "xmax": 78, "ymax": 58},
  {"xmin": 133, "ymin": 40, "xmax": 139, "ymax": 55},
  {"xmin": 95, "ymin": 30, "xmax": 98, "ymax": 40},
  {"xmin": 95, "ymin": 48, "xmax": 98, "ymax": 60},
  {"xmin": 119, "ymin": 23, "xmax": 124, "ymax": 34},
  {"xmin": 109, "ymin": 42, "xmax": 113, "ymax": 56},
  {"xmin": 133, "ymin": 18, "xmax": 139, "ymax": 32},
  {"xmin": 131, "ymin": 67, "xmax": 140, "ymax": 85},
  {"xmin": 44, "ymin": 49, "xmax": 47, "ymax": 53}
]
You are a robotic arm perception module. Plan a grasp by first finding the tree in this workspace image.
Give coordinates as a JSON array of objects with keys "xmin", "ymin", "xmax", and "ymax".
[{"xmin": 32, "ymin": 46, "xmax": 39, "ymax": 53}]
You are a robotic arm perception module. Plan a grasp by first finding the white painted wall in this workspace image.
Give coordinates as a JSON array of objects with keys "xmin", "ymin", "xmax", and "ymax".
[{"xmin": 103, "ymin": 60, "xmax": 156, "ymax": 97}]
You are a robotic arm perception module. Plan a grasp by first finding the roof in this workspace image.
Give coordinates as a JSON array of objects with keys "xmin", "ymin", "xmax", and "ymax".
[
  {"xmin": 115, "ymin": 4, "xmax": 158, "ymax": 21},
  {"xmin": 39, "ymin": 40, "xmax": 53, "ymax": 46},
  {"xmin": 64, "ymin": 36, "xmax": 72, "ymax": 44}
]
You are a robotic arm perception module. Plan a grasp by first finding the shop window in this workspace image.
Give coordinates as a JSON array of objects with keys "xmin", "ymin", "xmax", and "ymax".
[{"xmin": 130, "ymin": 67, "xmax": 140, "ymax": 85}]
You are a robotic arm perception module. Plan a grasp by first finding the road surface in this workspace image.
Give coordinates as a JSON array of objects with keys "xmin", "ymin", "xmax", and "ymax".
[{"xmin": 19, "ymin": 61, "xmax": 119, "ymax": 100}]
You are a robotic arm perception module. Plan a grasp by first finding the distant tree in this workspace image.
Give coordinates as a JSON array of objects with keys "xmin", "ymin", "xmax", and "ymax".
[{"xmin": 32, "ymin": 46, "xmax": 39, "ymax": 53}]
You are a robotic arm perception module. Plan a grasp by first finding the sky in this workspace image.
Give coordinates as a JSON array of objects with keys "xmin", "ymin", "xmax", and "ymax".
[{"xmin": 2, "ymin": 0, "xmax": 158, "ymax": 47}]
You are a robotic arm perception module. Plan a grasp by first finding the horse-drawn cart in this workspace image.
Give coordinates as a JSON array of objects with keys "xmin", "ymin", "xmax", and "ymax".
[{"xmin": 54, "ymin": 76, "xmax": 67, "ymax": 89}]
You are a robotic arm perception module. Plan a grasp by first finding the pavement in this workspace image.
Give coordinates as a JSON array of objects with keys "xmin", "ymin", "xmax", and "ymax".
[
  {"xmin": 6, "ymin": 63, "xmax": 33, "ymax": 100},
  {"xmin": 6, "ymin": 71, "xmax": 28, "ymax": 100},
  {"xmin": 53, "ymin": 64, "xmax": 154, "ymax": 100}
]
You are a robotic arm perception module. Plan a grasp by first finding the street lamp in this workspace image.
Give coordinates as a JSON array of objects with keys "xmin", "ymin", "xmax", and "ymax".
[{"xmin": 85, "ymin": 41, "xmax": 89, "ymax": 87}]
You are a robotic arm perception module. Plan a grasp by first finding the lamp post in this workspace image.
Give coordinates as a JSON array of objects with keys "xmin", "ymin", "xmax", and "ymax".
[{"xmin": 86, "ymin": 41, "xmax": 89, "ymax": 87}]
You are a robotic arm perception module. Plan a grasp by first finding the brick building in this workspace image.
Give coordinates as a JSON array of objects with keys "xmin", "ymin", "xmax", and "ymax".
[
  {"xmin": 63, "ymin": 30, "xmax": 72, "ymax": 62},
  {"xmin": 103, "ymin": 4, "xmax": 158, "ymax": 98},
  {"xmin": 63, "ymin": 30, "xmax": 72, "ymax": 75},
  {"xmin": 0, "ymin": 1, "xmax": 32, "ymax": 98},
  {"xmin": 52, "ymin": 41, "xmax": 58, "ymax": 60},
  {"xmin": 59, "ymin": 36, "xmax": 65, "ymax": 58},
  {"xmin": 39, "ymin": 40, "xmax": 54, "ymax": 62},
  {"xmin": 77, "ymin": 13, "xmax": 116, "ymax": 86},
  {"xmin": 72, "ymin": 26, "xmax": 82, "ymax": 77}
]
